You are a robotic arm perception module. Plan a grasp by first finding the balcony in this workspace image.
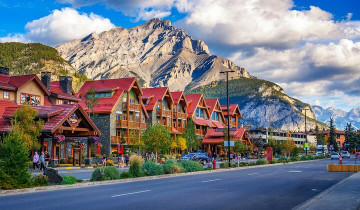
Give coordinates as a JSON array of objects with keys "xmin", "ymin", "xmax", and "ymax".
[
  {"xmin": 116, "ymin": 120, "xmax": 147, "ymax": 129},
  {"xmin": 173, "ymin": 112, "xmax": 187, "ymax": 119},
  {"xmin": 111, "ymin": 136, "xmax": 130, "ymax": 144},
  {"xmin": 122, "ymin": 103, "xmax": 141, "ymax": 111},
  {"xmin": 177, "ymin": 127, "xmax": 185, "ymax": 133},
  {"xmin": 195, "ymin": 129, "xmax": 204, "ymax": 135},
  {"xmin": 156, "ymin": 109, "xmax": 172, "ymax": 117}
]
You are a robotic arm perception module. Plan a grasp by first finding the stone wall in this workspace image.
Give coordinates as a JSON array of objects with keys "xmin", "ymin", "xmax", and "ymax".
[{"xmin": 91, "ymin": 114, "xmax": 111, "ymax": 155}]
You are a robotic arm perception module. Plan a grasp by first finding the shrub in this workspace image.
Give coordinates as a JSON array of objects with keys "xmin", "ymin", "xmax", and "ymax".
[
  {"xmin": 163, "ymin": 159, "xmax": 184, "ymax": 174},
  {"xmin": 249, "ymin": 162, "xmax": 256, "ymax": 166},
  {"xmin": 106, "ymin": 159, "xmax": 114, "ymax": 166},
  {"xmin": 290, "ymin": 157, "xmax": 300, "ymax": 161},
  {"xmin": 32, "ymin": 174, "xmax": 49, "ymax": 187},
  {"xmin": 278, "ymin": 156, "xmax": 290, "ymax": 163},
  {"xmin": 129, "ymin": 155, "xmax": 144, "ymax": 177},
  {"xmin": 219, "ymin": 162, "xmax": 229, "ymax": 168},
  {"xmin": 300, "ymin": 155, "xmax": 309, "ymax": 161},
  {"xmin": 205, "ymin": 167, "xmax": 212, "ymax": 171},
  {"xmin": 181, "ymin": 161, "xmax": 204, "ymax": 172},
  {"xmin": 231, "ymin": 163, "xmax": 238, "ymax": 167},
  {"xmin": 269, "ymin": 159, "xmax": 277, "ymax": 164},
  {"xmin": 256, "ymin": 159, "xmax": 268, "ymax": 165},
  {"xmin": 141, "ymin": 161, "xmax": 164, "ymax": 176},
  {"xmin": 90, "ymin": 168, "xmax": 106, "ymax": 181},
  {"xmin": 120, "ymin": 171, "xmax": 133, "ymax": 179},
  {"xmin": 240, "ymin": 162, "xmax": 249, "ymax": 167},
  {"xmin": 60, "ymin": 159, "xmax": 65, "ymax": 164},
  {"xmin": 103, "ymin": 166, "xmax": 121, "ymax": 180},
  {"xmin": 317, "ymin": 155, "xmax": 326, "ymax": 159},
  {"xmin": 61, "ymin": 175, "xmax": 78, "ymax": 185},
  {"xmin": 308, "ymin": 155, "xmax": 315, "ymax": 160}
]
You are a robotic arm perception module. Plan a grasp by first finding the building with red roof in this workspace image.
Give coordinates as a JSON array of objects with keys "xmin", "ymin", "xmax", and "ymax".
[
  {"xmin": 170, "ymin": 91, "xmax": 188, "ymax": 134},
  {"xmin": 77, "ymin": 77, "xmax": 148, "ymax": 155},
  {"xmin": 205, "ymin": 99, "xmax": 225, "ymax": 128},
  {"xmin": 221, "ymin": 104, "xmax": 242, "ymax": 128},
  {"xmin": 185, "ymin": 94, "xmax": 215, "ymax": 137}
]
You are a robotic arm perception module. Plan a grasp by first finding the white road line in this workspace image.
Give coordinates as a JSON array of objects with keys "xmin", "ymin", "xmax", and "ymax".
[
  {"xmin": 201, "ymin": 179, "xmax": 221, "ymax": 183},
  {"xmin": 111, "ymin": 190, "xmax": 151, "ymax": 198},
  {"xmin": 288, "ymin": 170, "xmax": 302, "ymax": 173},
  {"xmin": 248, "ymin": 173, "xmax": 260, "ymax": 175}
]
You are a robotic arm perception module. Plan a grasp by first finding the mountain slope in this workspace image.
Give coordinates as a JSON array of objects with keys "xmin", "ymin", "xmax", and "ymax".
[
  {"xmin": 0, "ymin": 42, "xmax": 89, "ymax": 91},
  {"xmin": 56, "ymin": 18, "xmax": 251, "ymax": 91},
  {"xmin": 313, "ymin": 105, "xmax": 360, "ymax": 130},
  {"xmin": 187, "ymin": 78, "xmax": 328, "ymax": 131}
]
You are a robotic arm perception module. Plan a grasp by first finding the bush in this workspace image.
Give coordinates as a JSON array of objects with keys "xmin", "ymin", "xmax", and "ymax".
[
  {"xmin": 291, "ymin": 157, "xmax": 300, "ymax": 161},
  {"xmin": 231, "ymin": 163, "xmax": 238, "ymax": 167},
  {"xmin": 219, "ymin": 162, "xmax": 229, "ymax": 168},
  {"xmin": 129, "ymin": 155, "xmax": 144, "ymax": 177},
  {"xmin": 308, "ymin": 155, "xmax": 315, "ymax": 160},
  {"xmin": 163, "ymin": 159, "xmax": 184, "ymax": 174},
  {"xmin": 278, "ymin": 156, "xmax": 290, "ymax": 163},
  {"xmin": 104, "ymin": 166, "xmax": 121, "ymax": 180},
  {"xmin": 205, "ymin": 167, "xmax": 212, "ymax": 171},
  {"xmin": 317, "ymin": 155, "xmax": 326, "ymax": 159},
  {"xmin": 32, "ymin": 174, "xmax": 49, "ymax": 187},
  {"xmin": 240, "ymin": 162, "xmax": 249, "ymax": 167},
  {"xmin": 300, "ymin": 155, "xmax": 309, "ymax": 161},
  {"xmin": 181, "ymin": 161, "xmax": 204, "ymax": 172},
  {"xmin": 60, "ymin": 159, "xmax": 65, "ymax": 164},
  {"xmin": 91, "ymin": 168, "xmax": 106, "ymax": 181},
  {"xmin": 269, "ymin": 159, "xmax": 277, "ymax": 164},
  {"xmin": 256, "ymin": 159, "xmax": 268, "ymax": 165},
  {"xmin": 61, "ymin": 175, "xmax": 78, "ymax": 185},
  {"xmin": 141, "ymin": 161, "xmax": 164, "ymax": 176},
  {"xmin": 106, "ymin": 159, "xmax": 114, "ymax": 166},
  {"xmin": 120, "ymin": 171, "xmax": 133, "ymax": 179}
]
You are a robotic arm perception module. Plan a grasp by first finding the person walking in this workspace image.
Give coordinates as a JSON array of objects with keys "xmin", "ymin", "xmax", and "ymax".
[
  {"xmin": 32, "ymin": 152, "xmax": 39, "ymax": 171},
  {"xmin": 44, "ymin": 151, "xmax": 50, "ymax": 168},
  {"xmin": 102, "ymin": 154, "xmax": 107, "ymax": 167},
  {"xmin": 125, "ymin": 154, "xmax": 130, "ymax": 166},
  {"xmin": 150, "ymin": 152, "xmax": 155, "ymax": 161},
  {"xmin": 120, "ymin": 155, "xmax": 125, "ymax": 168},
  {"xmin": 39, "ymin": 152, "xmax": 45, "ymax": 171}
]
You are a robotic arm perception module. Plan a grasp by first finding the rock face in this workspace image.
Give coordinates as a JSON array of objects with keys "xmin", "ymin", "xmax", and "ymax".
[
  {"xmin": 56, "ymin": 18, "xmax": 251, "ymax": 91},
  {"xmin": 313, "ymin": 105, "xmax": 360, "ymax": 129}
]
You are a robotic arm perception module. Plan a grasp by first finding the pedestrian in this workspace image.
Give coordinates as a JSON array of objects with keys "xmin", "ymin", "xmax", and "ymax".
[
  {"xmin": 245, "ymin": 152, "xmax": 249, "ymax": 160},
  {"xmin": 125, "ymin": 154, "xmax": 130, "ymax": 166},
  {"xmin": 144, "ymin": 152, "xmax": 148, "ymax": 162},
  {"xmin": 39, "ymin": 151, "xmax": 46, "ymax": 171},
  {"xmin": 150, "ymin": 152, "xmax": 155, "ymax": 161},
  {"xmin": 102, "ymin": 154, "xmax": 107, "ymax": 167},
  {"xmin": 214, "ymin": 153, "xmax": 217, "ymax": 161},
  {"xmin": 32, "ymin": 151, "xmax": 39, "ymax": 171},
  {"xmin": 44, "ymin": 151, "xmax": 50, "ymax": 168},
  {"xmin": 120, "ymin": 155, "xmax": 125, "ymax": 167}
]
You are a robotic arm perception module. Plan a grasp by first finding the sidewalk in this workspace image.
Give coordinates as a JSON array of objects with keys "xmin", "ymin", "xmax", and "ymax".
[{"xmin": 295, "ymin": 172, "xmax": 360, "ymax": 210}]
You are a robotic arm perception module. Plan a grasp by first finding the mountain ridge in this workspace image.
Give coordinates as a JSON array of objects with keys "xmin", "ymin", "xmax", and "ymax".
[{"xmin": 313, "ymin": 105, "xmax": 360, "ymax": 130}]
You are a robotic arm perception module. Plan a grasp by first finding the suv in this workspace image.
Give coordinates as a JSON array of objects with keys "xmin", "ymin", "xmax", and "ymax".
[{"xmin": 341, "ymin": 151, "xmax": 351, "ymax": 158}]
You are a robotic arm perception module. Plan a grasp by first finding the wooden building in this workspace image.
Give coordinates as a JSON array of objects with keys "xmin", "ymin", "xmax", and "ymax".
[
  {"xmin": 170, "ymin": 91, "xmax": 188, "ymax": 134},
  {"xmin": 221, "ymin": 104, "xmax": 242, "ymax": 128}
]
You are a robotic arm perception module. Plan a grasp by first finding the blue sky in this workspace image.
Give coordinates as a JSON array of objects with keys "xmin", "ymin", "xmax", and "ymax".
[{"xmin": 1, "ymin": 0, "xmax": 360, "ymax": 111}]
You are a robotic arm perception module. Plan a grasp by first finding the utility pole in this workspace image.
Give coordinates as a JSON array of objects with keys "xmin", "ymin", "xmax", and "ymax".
[
  {"xmin": 220, "ymin": 70, "xmax": 235, "ymax": 167},
  {"xmin": 302, "ymin": 108, "xmax": 310, "ymax": 155}
]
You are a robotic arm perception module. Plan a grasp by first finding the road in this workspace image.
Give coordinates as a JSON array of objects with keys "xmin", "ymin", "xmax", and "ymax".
[{"xmin": 1, "ymin": 158, "xmax": 355, "ymax": 210}]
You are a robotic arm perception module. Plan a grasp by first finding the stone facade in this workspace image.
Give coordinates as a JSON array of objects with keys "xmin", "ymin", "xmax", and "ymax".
[{"xmin": 91, "ymin": 114, "xmax": 111, "ymax": 155}]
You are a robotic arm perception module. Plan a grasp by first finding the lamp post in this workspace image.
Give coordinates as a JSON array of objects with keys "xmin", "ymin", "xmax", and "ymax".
[
  {"xmin": 302, "ymin": 108, "xmax": 309, "ymax": 155},
  {"xmin": 220, "ymin": 70, "xmax": 235, "ymax": 167}
]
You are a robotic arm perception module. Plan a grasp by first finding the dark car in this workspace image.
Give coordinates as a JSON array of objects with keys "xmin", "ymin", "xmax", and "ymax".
[
  {"xmin": 179, "ymin": 153, "xmax": 196, "ymax": 162},
  {"xmin": 193, "ymin": 154, "xmax": 209, "ymax": 165}
]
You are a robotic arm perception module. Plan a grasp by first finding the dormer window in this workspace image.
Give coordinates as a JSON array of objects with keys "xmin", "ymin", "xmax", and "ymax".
[{"xmin": 3, "ymin": 91, "xmax": 9, "ymax": 99}]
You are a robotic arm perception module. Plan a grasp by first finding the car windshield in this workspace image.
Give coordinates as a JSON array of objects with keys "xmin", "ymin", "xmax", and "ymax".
[{"xmin": 331, "ymin": 153, "xmax": 338, "ymax": 155}]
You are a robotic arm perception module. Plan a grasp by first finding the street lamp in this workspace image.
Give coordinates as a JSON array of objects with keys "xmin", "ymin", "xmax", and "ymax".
[
  {"xmin": 301, "ymin": 108, "xmax": 309, "ymax": 155},
  {"xmin": 220, "ymin": 70, "xmax": 235, "ymax": 167}
]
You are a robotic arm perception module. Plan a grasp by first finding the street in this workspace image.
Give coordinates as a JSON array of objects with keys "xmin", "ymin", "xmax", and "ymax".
[{"xmin": 0, "ymin": 158, "xmax": 355, "ymax": 210}]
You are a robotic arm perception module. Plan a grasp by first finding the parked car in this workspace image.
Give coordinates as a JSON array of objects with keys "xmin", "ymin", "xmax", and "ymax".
[
  {"xmin": 193, "ymin": 154, "xmax": 209, "ymax": 165},
  {"xmin": 194, "ymin": 150, "xmax": 206, "ymax": 154},
  {"xmin": 179, "ymin": 153, "xmax": 195, "ymax": 162},
  {"xmin": 330, "ymin": 152, "xmax": 339, "ymax": 159},
  {"xmin": 341, "ymin": 151, "xmax": 351, "ymax": 158}
]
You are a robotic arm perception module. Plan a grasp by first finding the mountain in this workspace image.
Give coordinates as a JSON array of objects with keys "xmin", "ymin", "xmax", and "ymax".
[
  {"xmin": 56, "ymin": 18, "xmax": 327, "ymax": 130},
  {"xmin": 56, "ymin": 18, "xmax": 251, "ymax": 91},
  {"xmin": 313, "ymin": 105, "xmax": 360, "ymax": 130},
  {"xmin": 0, "ymin": 42, "xmax": 90, "ymax": 91},
  {"xmin": 187, "ymin": 78, "xmax": 328, "ymax": 131}
]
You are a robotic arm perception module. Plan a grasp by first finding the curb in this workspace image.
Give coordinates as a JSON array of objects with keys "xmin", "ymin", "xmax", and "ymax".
[
  {"xmin": 2, "ymin": 158, "xmax": 325, "ymax": 196},
  {"xmin": 292, "ymin": 172, "xmax": 358, "ymax": 210},
  {"xmin": 65, "ymin": 167, "xmax": 81, "ymax": 170}
]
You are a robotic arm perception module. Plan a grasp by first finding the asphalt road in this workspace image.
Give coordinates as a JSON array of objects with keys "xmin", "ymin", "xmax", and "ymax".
[{"xmin": 1, "ymin": 158, "xmax": 355, "ymax": 210}]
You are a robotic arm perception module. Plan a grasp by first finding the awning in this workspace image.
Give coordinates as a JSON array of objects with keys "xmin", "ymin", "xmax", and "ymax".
[
  {"xmin": 193, "ymin": 118, "xmax": 209, "ymax": 126},
  {"xmin": 202, "ymin": 138, "xmax": 224, "ymax": 144},
  {"xmin": 212, "ymin": 121, "xmax": 225, "ymax": 128}
]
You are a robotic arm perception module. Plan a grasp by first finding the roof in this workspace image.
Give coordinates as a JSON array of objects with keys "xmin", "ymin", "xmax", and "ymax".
[
  {"xmin": 142, "ymin": 87, "xmax": 173, "ymax": 111},
  {"xmin": 212, "ymin": 121, "xmax": 225, "ymax": 128},
  {"xmin": 49, "ymin": 81, "xmax": 80, "ymax": 101},
  {"xmin": 193, "ymin": 118, "xmax": 215, "ymax": 128},
  {"xmin": 221, "ymin": 104, "xmax": 242, "ymax": 117},
  {"xmin": 202, "ymin": 128, "xmax": 246, "ymax": 144},
  {"xmin": 77, "ymin": 77, "xmax": 147, "ymax": 116},
  {"xmin": 0, "ymin": 104, "xmax": 100, "ymax": 135},
  {"xmin": 0, "ymin": 74, "xmax": 50, "ymax": 95},
  {"xmin": 185, "ymin": 94, "xmax": 210, "ymax": 118}
]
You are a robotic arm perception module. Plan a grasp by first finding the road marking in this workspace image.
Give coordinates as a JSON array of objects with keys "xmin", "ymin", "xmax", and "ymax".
[
  {"xmin": 111, "ymin": 190, "xmax": 151, "ymax": 197},
  {"xmin": 202, "ymin": 179, "xmax": 221, "ymax": 183},
  {"xmin": 248, "ymin": 173, "xmax": 259, "ymax": 175},
  {"xmin": 288, "ymin": 170, "xmax": 302, "ymax": 173}
]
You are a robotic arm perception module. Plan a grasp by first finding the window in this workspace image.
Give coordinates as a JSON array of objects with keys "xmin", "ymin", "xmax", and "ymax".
[
  {"xmin": 200, "ymin": 108, "xmax": 204, "ymax": 118},
  {"xmin": 130, "ymin": 98, "xmax": 135, "ymax": 104},
  {"xmin": 3, "ymin": 91, "xmax": 9, "ymax": 99},
  {"xmin": 35, "ymin": 96, "xmax": 40, "ymax": 106},
  {"xmin": 20, "ymin": 93, "xmax": 41, "ymax": 106},
  {"xmin": 21, "ymin": 93, "xmax": 25, "ymax": 103},
  {"xmin": 106, "ymin": 92, "xmax": 111, "ymax": 98},
  {"xmin": 64, "ymin": 100, "xmax": 68, "ymax": 104},
  {"xmin": 58, "ymin": 100, "xmax": 63, "ymax": 105},
  {"xmin": 195, "ymin": 108, "xmax": 200, "ymax": 117}
]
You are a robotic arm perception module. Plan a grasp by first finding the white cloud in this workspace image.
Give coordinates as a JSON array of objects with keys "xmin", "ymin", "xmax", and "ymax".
[
  {"xmin": 0, "ymin": 33, "xmax": 28, "ymax": 43},
  {"xmin": 0, "ymin": 8, "xmax": 115, "ymax": 46}
]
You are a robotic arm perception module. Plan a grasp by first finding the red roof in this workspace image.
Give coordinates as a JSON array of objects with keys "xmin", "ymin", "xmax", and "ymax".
[
  {"xmin": 193, "ymin": 118, "xmax": 215, "ymax": 127},
  {"xmin": 221, "ymin": 104, "xmax": 242, "ymax": 117},
  {"xmin": 202, "ymin": 128, "xmax": 246, "ymax": 144},
  {"xmin": 77, "ymin": 77, "xmax": 147, "ymax": 115},
  {"xmin": 142, "ymin": 87, "xmax": 173, "ymax": 111},
  {"xmin": 170, "ymin": 92, "xmax": 183, "ymax": 104},
  {"xmin": 49, "ymin": 81, "xmax": 80, "ymax": 101},
  {"xmin": 0, "ymin": 104, "xmax": 100, "ymax": 135},
  {"xmin": 212, "ymin": 121, "xmax": 225, "ymax": 128},
  {"xmin": 0, "ymin": 74, "xmax": 50, "ymax": 95},
  {"xmin": 185, "ymin": 94, "xmax": 211, "ymax": 119}
]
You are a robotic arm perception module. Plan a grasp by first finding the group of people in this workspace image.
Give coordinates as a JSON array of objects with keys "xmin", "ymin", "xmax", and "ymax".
[
  {"xmin": 32, "ymin": 151, "xmax": 50, "ymax": 171},
  {"xmin": 101, "ymin": 154, "xmax": 130, "ymax": 167}
]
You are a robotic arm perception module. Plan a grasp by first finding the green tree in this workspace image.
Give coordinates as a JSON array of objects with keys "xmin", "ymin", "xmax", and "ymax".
[
  {"xmin": 267, "ymin": 134, "xmax": 282, "ymax": 156},
  {"xmin": 141, "ymin": 124, "xmax": 172, "ymax": 158},
  {"xmin": 0, "ymin": 131, "xmax": 32, "ymax": 189},
  {"xmin": 85, "ymin": 86, "xmax": 99, "ymax": 118},
  {"xmin": 344, "ymin": 123, "xmax": 359, "ymax": 152},
  {"xmin": 328, "ymin": 118, "xmax": 338, "ymax": 152},
  {"xmin": 182, "ymin": 120, "xmax": 199, "ymax": 151},
  {"xmin": 233, "ymin": 140, "xmax": 249, "ymax": 154},
  {"xmin": 11, "ymin": 104, "xmax": 43, "ymax": 149}
]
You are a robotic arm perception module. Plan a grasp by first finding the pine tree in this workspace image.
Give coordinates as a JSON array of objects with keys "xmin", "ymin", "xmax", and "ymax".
[
  {"xmin": 182, "ymin": 120, "xmax": 199, "ymax": 151},
  {"xmin": 328, "ymin": 118, "xmax": 338, "ymax": 152}
]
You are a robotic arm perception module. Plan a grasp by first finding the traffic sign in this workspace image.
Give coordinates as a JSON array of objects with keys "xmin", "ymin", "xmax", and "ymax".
[
  {"xmin": 304, "ymin": 143, "xmax": 309, "ymax": 148},
  {"xmin": 224, "ymin": 141, "xmax": 234, "ymax": 147}
]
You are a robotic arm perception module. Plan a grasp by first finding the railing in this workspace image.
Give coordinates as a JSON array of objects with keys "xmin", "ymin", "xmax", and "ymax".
[
  {"xmin": 156, "ymin": 109, "xmax": 172, "ymax": 116},
  {"xmin": 111, "ymin": 136, "xmax": 121, "ymax": 144},
  {"xmin": 177, "ymin": 127, "xmax": 185, "ymax": 133},
  {"xmin": 172, "ymin": 112, "xmax": 187, "ymax": 119},
  {"xmin": 116, "ymin": 120, "xmax": 147, "ymax": 129},
  {"xmin": 122, "ymin": 103, "xmax": 141, "ymax": 111},
  {"xmin": 195, "ymin": 129, "xmax": 204, "ymax": 135}
]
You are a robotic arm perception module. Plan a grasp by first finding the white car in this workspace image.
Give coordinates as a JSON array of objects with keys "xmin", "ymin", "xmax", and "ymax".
[
  {"xmin": 330, "ymin": 152, "xmax": 339, "ymax": 159},
  {"xmin": 341, "ymin": 151, "xmax": 351, "ymax": 158}
]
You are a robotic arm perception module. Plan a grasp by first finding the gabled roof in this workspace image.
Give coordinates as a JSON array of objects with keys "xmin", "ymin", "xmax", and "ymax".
[
  {"xmin": 0, "ymin": 104, "xmax": 100, "ymax": 135},
  {"xmin": 77, "ymin": 77, "xmax": 147, "ymax": 116},
  {"xmin": 49, "ymin": 81, "xmax": 81, "ymax": 101},
  {"xmin": 202, "ymin": 128, "xmax": 246, "ymax": 144},
  {"xmin": 205, "ymin": 99, "xmax": 225, "ymax": 120},
  {"xmin": 221, "ymin": 104, "xmax": 242, "ymax": 117},
  {"xmin": 142, "ymin": 87, "xmax": 174, "ymax": 111},
  {"xmin": 185, "ymin": 94, "xmax": 210, "ymax": 118},
  {"xmin": 0, "ymin": 74, "xmax": 50, "ymax": 95},
  {"xmin": 170, "ymin": 91, "xmax": 187, "ymax": 109}
]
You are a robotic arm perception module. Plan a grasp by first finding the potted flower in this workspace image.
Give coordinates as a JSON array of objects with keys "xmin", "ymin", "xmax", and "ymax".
[
  {"xmin": 89, "ymin": 136, "xmax": 100, "ymax": 145},
  {"xmin": 55, "ymin": 134, "xmax": 65, "ymax": 143}
]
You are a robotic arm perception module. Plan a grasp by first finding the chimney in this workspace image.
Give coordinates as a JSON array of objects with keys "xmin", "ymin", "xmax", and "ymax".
[
  {"xmin": 41, "ymin": 72, "xmax": 51, "ymax": 90},
  {"xmin": 0, "ymin": 67, "xmax": 9, "ymax": 75},
  {"xmin": 59, "ymin": 75, "xmax": 73, "ymax": 94}
]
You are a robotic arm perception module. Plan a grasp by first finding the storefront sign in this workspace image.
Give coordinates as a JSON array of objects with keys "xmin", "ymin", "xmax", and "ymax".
[{"xmin": 267, "ymin": 147, "xmax": 273, "ymax": 162}]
